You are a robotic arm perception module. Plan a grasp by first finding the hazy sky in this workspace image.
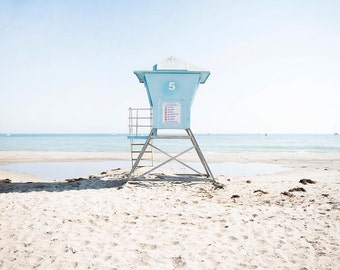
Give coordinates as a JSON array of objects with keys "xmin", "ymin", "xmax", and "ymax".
[{"xmin": 1, "ymin": 0, "xmax": 339, "ymax": 134}]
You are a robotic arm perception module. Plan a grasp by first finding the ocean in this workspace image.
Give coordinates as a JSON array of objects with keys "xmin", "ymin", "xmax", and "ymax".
[
  {"xmin": 1, "ymin": 133, "xmax": 339, "ymax": 179},
  {"xmin": 1, "ymin": 133, "xmax": 339, "ymax": 153}
]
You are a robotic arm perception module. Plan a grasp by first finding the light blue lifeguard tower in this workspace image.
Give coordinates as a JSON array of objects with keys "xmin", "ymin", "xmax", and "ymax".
[{"xmin": 128, "ymin": 56, "xmax": 214, "ymax": 181}]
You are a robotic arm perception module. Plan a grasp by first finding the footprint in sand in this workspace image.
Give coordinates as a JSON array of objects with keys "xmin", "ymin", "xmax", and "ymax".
[
  {"xmin": 229, "ymin": 235, "xmax": 238, "ymax": 241},
  {"xmin": 258, "ymin": 249, "xmax": 267, "ymax": 255},
  {"xmin": 148, "ymin": 244, "xmax": 157, "ymax": 250},
  {"xmin": 172, "ymin": 256, "xmax": 186, "ymax": 268},
  {"xmin": 104, "ymin": 255, "xmax": 112, "ymax": 261}
]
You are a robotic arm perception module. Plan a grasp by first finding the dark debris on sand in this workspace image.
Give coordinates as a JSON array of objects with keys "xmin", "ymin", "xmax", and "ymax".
[
  {"xmin": 281, "ymin": 191, "xmax": 293, "ymax": 197},
  {"xmin": 0, "ymin": 179, "xmax": 12, "ymax": 183},
  {"xmin": 289, "ymin": 187, "xmax": 306, "ymax": 192},
  {"xmin": 254, "ymin": 189, "xmax": 268, "ymax": 195},
  {"xmin": 299, "ymin": 178, "xmax": 316, "ymax": 185}
]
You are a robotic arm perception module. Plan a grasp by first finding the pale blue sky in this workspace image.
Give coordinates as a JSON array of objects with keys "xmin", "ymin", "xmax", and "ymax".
[{"xmin": 1, "ymin": 0, "xmax": 339, "ymax": 134}]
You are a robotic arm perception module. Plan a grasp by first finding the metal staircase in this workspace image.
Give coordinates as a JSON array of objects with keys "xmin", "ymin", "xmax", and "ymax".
[{"xmin": 128, "ymin": 108, "xmax": 153, "ymax": 167}]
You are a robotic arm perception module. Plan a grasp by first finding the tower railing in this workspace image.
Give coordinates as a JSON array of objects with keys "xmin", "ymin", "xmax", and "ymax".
[{"xmin": 128, "ymin": 108, "xmax": 153, "ymax": 167}]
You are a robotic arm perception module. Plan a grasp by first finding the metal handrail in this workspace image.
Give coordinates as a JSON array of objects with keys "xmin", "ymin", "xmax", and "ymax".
[{"xmin": 128, "ymin": 108, "xmax": 153, "ymax": 167}]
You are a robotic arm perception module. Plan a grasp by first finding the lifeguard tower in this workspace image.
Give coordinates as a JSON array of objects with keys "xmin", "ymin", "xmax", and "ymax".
[{"xmin": 128, "ymin": 56, "xmax": 214, "ymax": 181}]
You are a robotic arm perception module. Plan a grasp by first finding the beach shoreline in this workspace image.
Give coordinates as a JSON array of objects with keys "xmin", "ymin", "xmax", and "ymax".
[
  {"xmin": 1, "ymin": 150, "xmax": 339, "ymax": 182},
  {"xmin": 1, "ymin": 151, "xmax": 339, "ymax": 269},
  {"xmin": 1, "ymin": 150, "xmax": 340, "ymax": 165}
]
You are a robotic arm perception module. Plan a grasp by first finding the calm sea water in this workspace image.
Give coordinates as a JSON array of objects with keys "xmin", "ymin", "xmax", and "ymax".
[
  {"xmin": 0, "ymin": 133, "xmax": 339, "ymax": 153},
  {"xmin": 1, "ymin": 134, "xmax": 338, "ymax": 179}
]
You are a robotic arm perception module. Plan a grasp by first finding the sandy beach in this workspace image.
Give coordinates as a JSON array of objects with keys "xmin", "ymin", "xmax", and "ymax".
[{"xmin": 0, "ymin": 151, "xmax": 339, "ymax": 269}]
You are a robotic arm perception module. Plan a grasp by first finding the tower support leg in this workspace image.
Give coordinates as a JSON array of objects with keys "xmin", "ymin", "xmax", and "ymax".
[{"xmin": 186, "ymin": 129, "xmax": 214, "ymax": 180}]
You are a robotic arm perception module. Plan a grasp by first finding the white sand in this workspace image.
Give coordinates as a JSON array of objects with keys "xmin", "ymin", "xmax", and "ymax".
[{"xmin": 0, "ymin": 151, "xmax": 339, "ymax": 269}]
